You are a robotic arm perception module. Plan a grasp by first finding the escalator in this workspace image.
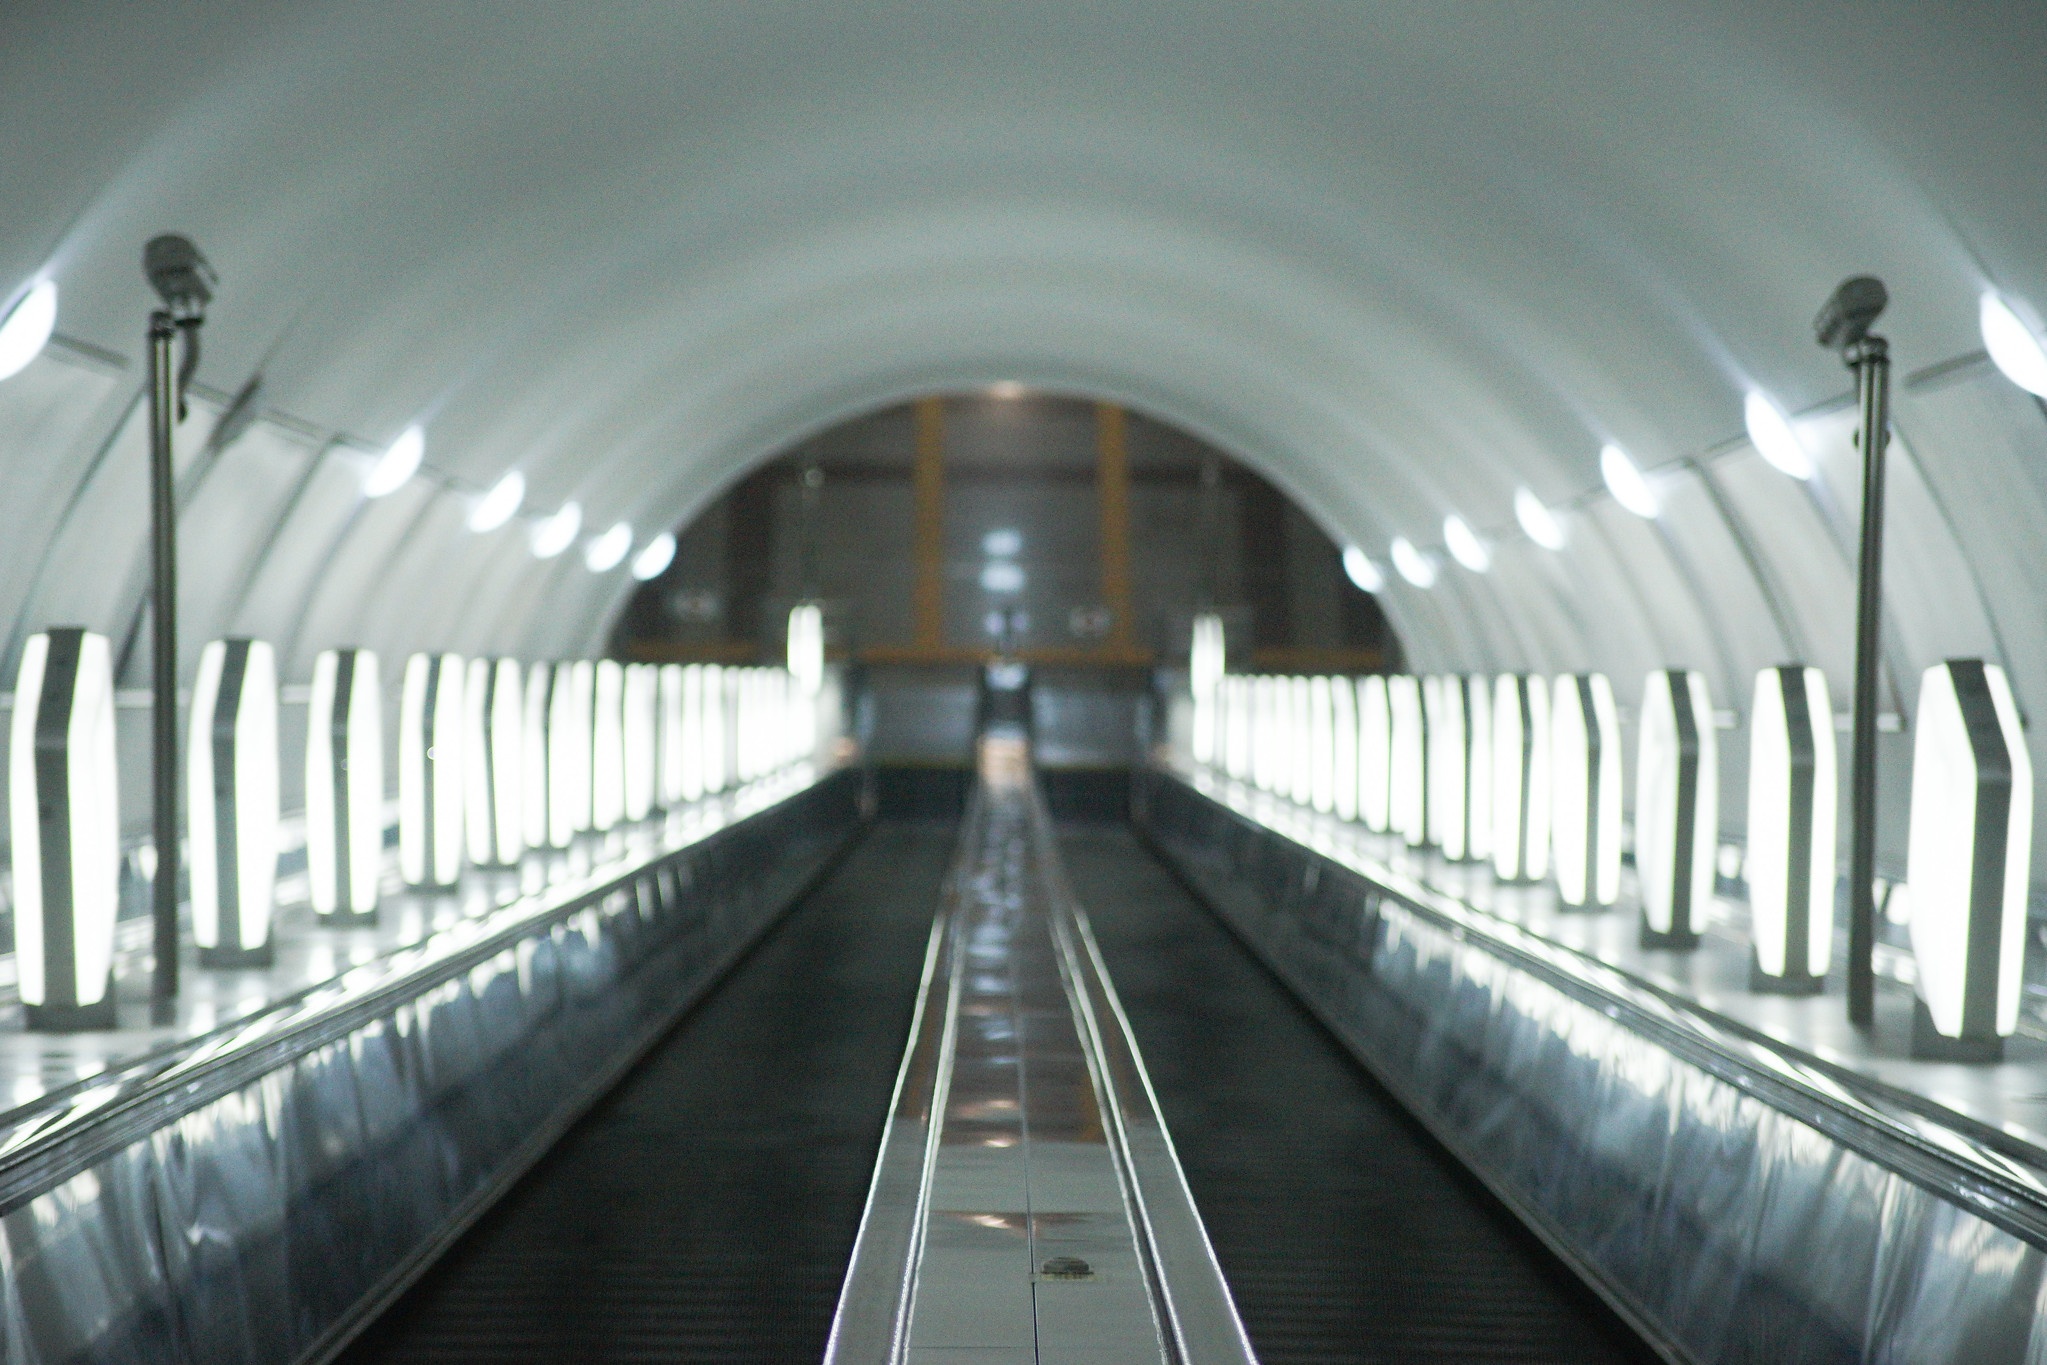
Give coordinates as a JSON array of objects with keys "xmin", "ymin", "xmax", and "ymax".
[{"xmin": 341, "ymin": 799, "xmax": 1652, "ymax": 1364}]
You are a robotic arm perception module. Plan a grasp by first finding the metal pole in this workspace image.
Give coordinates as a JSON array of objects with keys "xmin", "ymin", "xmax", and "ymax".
[
  {"xmin": 1845, "ymin": 335, "xmax": 1891, "ymax": 1027},
  {"xmin": 148, "ymin": 310, "xmax": 180, "ymax": 1007}
]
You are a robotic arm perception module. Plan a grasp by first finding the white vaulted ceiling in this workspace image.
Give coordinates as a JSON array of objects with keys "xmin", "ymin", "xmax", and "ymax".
[{"xmin": 0, "ymin": 0, "xmax": 2044, "ymax": 763}]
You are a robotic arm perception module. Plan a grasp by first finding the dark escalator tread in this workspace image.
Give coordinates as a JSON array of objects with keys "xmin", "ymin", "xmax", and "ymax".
[
  {"xmin": 1061, "ymin": 825, "xmax": 1658, "ymax": 1365},
  {"xmin": 339, "ymin": 821, "xmax": 956, "ymax": 1365}
]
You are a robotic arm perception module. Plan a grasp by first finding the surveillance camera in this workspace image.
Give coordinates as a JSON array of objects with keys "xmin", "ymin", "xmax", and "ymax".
[
  {"xmin": 1813, "ymin": 276, "xmax": 1887, "ymax": 352},
  {"xmin": 143, "ymin": 235, "xmax": 216, "ymax": 318}
]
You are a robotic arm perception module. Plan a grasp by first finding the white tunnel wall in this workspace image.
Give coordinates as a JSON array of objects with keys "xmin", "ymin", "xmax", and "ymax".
[{"xmin": 0, "ymin": 337, "xmax": 2045, "ymax": 897}]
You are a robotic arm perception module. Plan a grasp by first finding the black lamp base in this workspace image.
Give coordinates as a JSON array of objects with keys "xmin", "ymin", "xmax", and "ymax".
[
  {"xmin": 1639, "ymin": 915, "xmax": 1701, "ymax": 950},
  {"xmin": 25, "ymin": 995, "xmax": 119, "ymax": 1033},
  {"xmin": 1911, "ymin": 997, "xmax": 2005, "ymax": 1063},
  {"xmin": 200, "ymin": 940, "xmax": 275, "ymax": 970},
  {"xmin": 1750, "ymin": 952, "xmax": 1826, "ymax": 995}
]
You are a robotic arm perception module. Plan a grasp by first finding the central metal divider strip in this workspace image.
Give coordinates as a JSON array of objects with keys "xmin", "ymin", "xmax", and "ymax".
[{"xmin": 828, "ymin": 736, "xmax": 1256, "ymax": 1365}]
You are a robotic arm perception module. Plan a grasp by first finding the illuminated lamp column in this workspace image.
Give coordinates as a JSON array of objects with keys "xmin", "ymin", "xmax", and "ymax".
[
  {"xmin": 522, "ymin": 662, "xmax": 557, "ymax": 849},
  {"xmin": 1308, "ymin": 676, "xmax": 1335, "ymax": 811},
  {"xmin": 1244, "ymin": 679, "xmax": 1260, "ymax": 794},
  {"xmin": 1263, "ymin": 675, "xmax": 1285, "ymax": 796},
  {"xmin": 12, "ymin": 628, "xmax": 120, "ymax": 1029},
  {"xmin": 399, "ymin": 652, "xmax": 466, "ymax": 888},
  {"xmin": 623, "ymin": 663, "xmax": 657, "ymax": 821},
  {"xmin": 1637, "ymin": 669, "xmax": 1718, "ymax": 948},
  {"xmin": 463, "ymin": 658, "xmax": 524, "ymax": 868},
  {"xmin": 1332, "ymin": 676, "xmax": 1359, "ymax": 822},
  {"xmin": 680, "ymin": 664, "xmax": 707, "ymax": 801},
  {"xmin": 1490, "ymin": 674, "xmax": 1551, "ymax": 882},
  {"xmin": 1225, "ymin": 677, "xmax": 1252, "ymax": 782},
  {"xmin": 1550, "ymin": 672, "xmax": 1622, "ymax": 908},
  {"xmin": 658, "ymin": 664, "xmax": 687, "ymax": 809},
  {"xmin": 1462, "ymin": 674, "xmax": 1492, "ymax": 864},
  {"xmin": 1189, "ymin": 613, "xmax": 1224, "ymax": 765},
  {"xmin": 551, "ymin": 660, "xmax": 595, "ymax": 835},
  {"xmin": 732, "ymin": 670, "xmax": 753, "ymax": 784},
  {"xmin": 1425, "ymin": 675, "xmax": 1467, "ymax": 859},
  {"xmin": 1748, "ymin": 665, "xmax": 1836, "ymax": 994},
  {"xmin": 591, "ymin": 659, "xmax": 627, "ymax": 830},
  {"xmin": 1292, "ymin": 677, "xmax": 1314, "ymax": 806},
  {"xmin": 700, "ymin": 665, "xmax": 728, "ymax": 794},
  {"xmin": 306, "ymin": 647, "xmax": 383, "ymax": 923},
  {"xmin": 723, "ymin": 666, "xmax": 744, "ymax": 788},
  {"xmin": 1388, "ymin": 675, "xmax": 1429, "ymax": 847},
  {"xmin": 189, "ymin": 638, "xmax": 279, "ymax": 967},
  {"xmin": 1358, "ymin": 676, "xmax": 1392, "ymax": 833},
  {"xmin": 1907, "ymin": 660, "xmax": 2033, "ymax": 1063}
]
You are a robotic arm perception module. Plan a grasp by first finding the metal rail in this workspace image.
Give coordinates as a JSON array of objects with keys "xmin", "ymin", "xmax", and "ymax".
[{"xmin": 828, "ymin": 733, "xmax": 1256, "ymax": 1364}]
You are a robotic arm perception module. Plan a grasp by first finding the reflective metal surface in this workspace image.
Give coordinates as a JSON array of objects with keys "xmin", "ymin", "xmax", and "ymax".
[
  {"xmin": 0, "ymin": 762, "xmax": 859, "ymax": 1364},
  {"xmin": 830, "ymin": 737, "xmax": 1254, "ymax": 1364},
  {"xmin": 1142, "ymin": 761, "xmax": 2047, "ymax": 1364}
]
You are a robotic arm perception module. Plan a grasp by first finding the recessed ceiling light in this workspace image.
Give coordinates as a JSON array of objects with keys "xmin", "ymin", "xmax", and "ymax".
[
  {"xmin": 1514, "ymin": 488, "xmax": 1567, "ymax": 550},
  {"xmin": 1600, "ymin": 442, "xmax": 1658, "ymax": 518},
  {"xmin": 1443, "ymin": 514, "xmax": 1491, "ymax": 573},
  {"xmin": 363, "ymin": 425, "xmax": 425, "ymax": 498},
  {"xmin": 1341, "ymin": 544, "xmax": 1384, "ymax": 592},
  {"xmin": 585, "ymin": 521, "xmax": 633, "ymax": 573},
  {"xmin": 467, "ymin": 470, "xmax": 525, "ymax": 532},
  {"xmin": 980, "ymin": 561, "xmax": 1026, "ymax": 593},
  {"xmin": 0, "ymin": 280, "xmax": 57, "ymax": 382},
  {"xmin": 1390, "ymin": 536, "xmax": 1437, "ymax": 588},
  {"xmin": 1743, "ymin": 391, "xmax": 1813, "ymax": 479},
  {"xmin": 530, "ymin": 501, "xmax": 581, "ymax": 559},
  {"xmin": 987, "ymin": 381, "xmax": 1027, "ymax": 400},
  {"xmin": 1980, "ymin": 291, "xmax": 2047, "ymax": 397},
  {"xmin": 630, "ymin": 531, "xmax": 676, "ymax": 581}
]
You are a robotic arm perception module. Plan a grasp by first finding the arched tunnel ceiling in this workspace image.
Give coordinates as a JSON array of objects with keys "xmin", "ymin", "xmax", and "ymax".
[{"xmin": 2, "ymin": 1, "xmax": 2045, "ymax": 659}]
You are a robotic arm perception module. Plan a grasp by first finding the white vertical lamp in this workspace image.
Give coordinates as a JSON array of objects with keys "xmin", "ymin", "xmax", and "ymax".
[
  {"xmin": 681, "ymin": 664, "xmax": 707, "ymax": 801},
  {"xmin": 1309, "ymin": 676, "xmax": 1336, "ymax": 813},
  {"xmin": 1358, "ymin": 676, "xmax": 1392, "ymax": 833},
  {"xmin": 623, "ymin": 662, "xmax": 658, "ymax": 821},
  {"xmin": 550, "ymin": 659, "xmax": 595, "ymax": 837},
  {"xmin": 591, "ymin": 659, "xmax": 627, "ymax": 830},
  {"xmin": 463, "ymin": 657, "xmax": 525, "ymax": 868},
  {"xmin": 700, "ymin": 664, "xmax": 728, "ymax": 793},
  {"xmin": 658, "ymin": 663, "xmax": 687, "ymax": 809},
  {"xmin": 308, "ymin": 648, "xmax": 382, "ymax": 922},
  {"xmin": 190, "ymin": 638, "xmax": 280, "ymax": 967},
  {"xmin": 1388, "ymin": 675, "xmax": 1428, "ymax": 847},
  {"xmin": 1463, "ymin": 674, "xmax": 1492, "ymax": 864},
  {"xmin": 1332, "ymin": 675, "xmax": 1359, "ymax": 822},
  {"xmin": 1189, "ymin": 612, "xmax": 1225, "ymax": 766},
  {"xmin": 1907, "ymin": 660, "xmax": 2033, "ymax": 1062},
  {"xmin": 400, "ymin": 652, "xmax": 467, "ymax": 888},
  {"xmin": 1637, "ymin": 669, "xmax": 1718, "ymax": 948},
  {"xmin": 1425, "ymin": 676, "xmax": 1467, "ymax": 858},
  {"xmin": 523, "ymin": 661, "xmax": 556, "ymax": 850},
  {"xmin": 1748, "ymin": 665, "xmax": 1836, "ymax": 993},
  {"xmin": 1490, "ymin": 674, "xmax": 1551, "ymax": 882},
  {"xmin": 1550, "ymin": 672, "xmax": 1622, "ymax": 908},
  {"xmin": 1225, "ymin": 676, "xmax": 1252, "ymax": 782},
  {"xmin": 12, "ymin": 628, "xmax": 120, "ymax": 1029}
]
